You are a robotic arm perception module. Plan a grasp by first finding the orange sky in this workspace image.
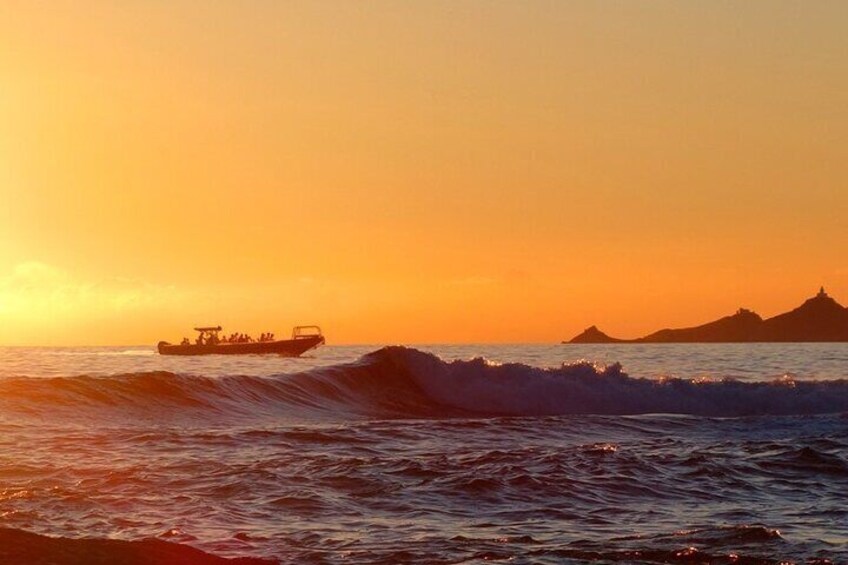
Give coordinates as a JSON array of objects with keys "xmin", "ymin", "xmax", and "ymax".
[{"xmin": 1, "ymin": 1, "xmax": 847, "ymax": 345}]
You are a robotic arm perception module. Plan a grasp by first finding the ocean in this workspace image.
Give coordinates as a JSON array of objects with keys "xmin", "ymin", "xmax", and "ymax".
[{"xmin": 0, "ymin": 343, "xmax": 846, "ymax": 564}]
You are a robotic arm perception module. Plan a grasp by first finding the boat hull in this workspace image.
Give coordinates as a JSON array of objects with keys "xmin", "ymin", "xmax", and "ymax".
[{"xmin": 157, "ymin": 336, "xmax": 324, "ymax": 356}]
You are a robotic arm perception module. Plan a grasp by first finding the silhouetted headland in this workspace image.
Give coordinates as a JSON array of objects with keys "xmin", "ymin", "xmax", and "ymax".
[{"xmin": 567, "ymin": 288, "xmax": 848, "ymax": 343}]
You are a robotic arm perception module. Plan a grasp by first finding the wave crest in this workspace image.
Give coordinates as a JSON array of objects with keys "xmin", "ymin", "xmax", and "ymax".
[{"xmin": 1, "ymin": 346, "xmax": 847, "ymax": 422}]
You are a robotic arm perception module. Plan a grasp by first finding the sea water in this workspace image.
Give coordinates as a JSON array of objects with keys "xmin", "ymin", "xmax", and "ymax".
[{"xmin": 0, "ymin": 343, "xmax": 846, "ymax": 563}]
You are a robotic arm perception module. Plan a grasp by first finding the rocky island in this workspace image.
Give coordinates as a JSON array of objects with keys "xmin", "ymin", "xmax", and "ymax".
[{"xmin": 567, "ymin": 288, "xmax": 848, "ymax": 343}]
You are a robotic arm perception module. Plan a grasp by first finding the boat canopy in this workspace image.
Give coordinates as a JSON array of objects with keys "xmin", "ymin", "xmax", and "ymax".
[
  {"xmin": 292, "ymin": 326, "xmax": 322, "ymax": 339},
  {"xmin": 194, "ymin": 326, "xmax": 222, "ymax": 333}
]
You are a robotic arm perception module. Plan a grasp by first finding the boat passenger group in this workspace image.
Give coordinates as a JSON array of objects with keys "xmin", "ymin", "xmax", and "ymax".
[{"xmin": 180, "ymin": 332, "xmax": 276, "ymax": 346}]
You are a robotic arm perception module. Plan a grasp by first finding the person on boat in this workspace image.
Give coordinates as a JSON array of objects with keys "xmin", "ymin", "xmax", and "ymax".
[
  {"xmin": 196, "ymin": 334, "xmax": 204, "ymax": 345},
  {"xmin": 269, "ymin": 332, "xmax": 274, "ymax": 341},
  {"xmin": 181, "ymin": 337, "xmax": 190, "ymax": 346}
]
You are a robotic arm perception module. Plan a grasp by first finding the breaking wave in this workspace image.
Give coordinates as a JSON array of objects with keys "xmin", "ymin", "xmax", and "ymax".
[{"xmin": 1, "ymin": 346, "xmax": 847, "ymax": 423}]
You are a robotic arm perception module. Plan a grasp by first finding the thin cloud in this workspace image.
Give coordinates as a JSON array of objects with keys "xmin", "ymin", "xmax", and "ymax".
[{"xmin": 0, "ymin": 262, "xmax": 185, "ymax": 316}]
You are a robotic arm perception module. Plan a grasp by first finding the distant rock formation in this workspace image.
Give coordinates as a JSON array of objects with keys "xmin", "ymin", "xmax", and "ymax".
[
  {"xmin": 569, "ymin": 325, "xmax": 625, "ymax": 344},
  {"xmin": 565, "ymin": 288, "xmax": 848, "ymax": 343}
]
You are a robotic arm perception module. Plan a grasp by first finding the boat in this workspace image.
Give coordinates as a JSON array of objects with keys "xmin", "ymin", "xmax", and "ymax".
[{"xmin": 157, "ymin": 326, "xmax": 325, "ymax": 356}]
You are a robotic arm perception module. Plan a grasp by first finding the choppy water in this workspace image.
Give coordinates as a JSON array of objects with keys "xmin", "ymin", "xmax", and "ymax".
[{"xmin": 0, "ymin": 343, "xmax": 846, "ymax": 563}]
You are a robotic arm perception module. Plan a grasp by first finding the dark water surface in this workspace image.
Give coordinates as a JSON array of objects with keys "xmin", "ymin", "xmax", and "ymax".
[{"xmin": 0, "ymin": 344, "xmax": 846, "ymax": 563}]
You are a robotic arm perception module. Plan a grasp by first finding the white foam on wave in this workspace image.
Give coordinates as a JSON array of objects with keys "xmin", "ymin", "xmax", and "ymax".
[{"xmin": 375, "ymin": 347, "xmax": 848, "ymax": 417}]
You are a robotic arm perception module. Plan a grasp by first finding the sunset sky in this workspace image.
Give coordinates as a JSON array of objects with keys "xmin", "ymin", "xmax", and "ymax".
[{"xmin": 1, "ymin": 1, "xmax": 846, "ymax": 345}]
